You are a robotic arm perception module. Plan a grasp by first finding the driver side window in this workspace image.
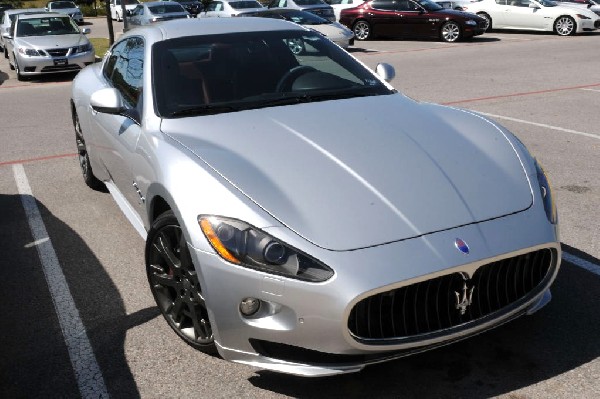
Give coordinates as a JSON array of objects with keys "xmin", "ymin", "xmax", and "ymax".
[{"xmin": 104, "ymin": 37, "xmax": 145, "ymax": 108}]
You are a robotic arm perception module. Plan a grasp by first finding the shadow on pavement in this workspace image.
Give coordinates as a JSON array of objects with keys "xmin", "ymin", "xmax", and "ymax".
[
  {"xmin": 249, "ymin": 244, "xmax": 600, "ymax": 398},
  {"xmin": 0, "ymin": 193, "xmax": 159, "ymax": 398}
]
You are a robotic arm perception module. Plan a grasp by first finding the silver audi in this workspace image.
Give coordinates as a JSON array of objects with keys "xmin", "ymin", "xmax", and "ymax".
[
  {"xmin": 71, "ymin": 18, "xmax": 560, "ymax": 376},
  {"xmin": 4, "ymin": 12, "xmax": 95, "ymax": 80}
]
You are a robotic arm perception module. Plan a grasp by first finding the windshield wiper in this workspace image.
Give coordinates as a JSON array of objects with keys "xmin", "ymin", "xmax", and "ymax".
[
  {"xmin": 257, "ymin": 90, "xmax": 379, "ymax": 108},
  {"xmin": 168, "ymin": 104, "xmax": 239, "ymax": 117}
]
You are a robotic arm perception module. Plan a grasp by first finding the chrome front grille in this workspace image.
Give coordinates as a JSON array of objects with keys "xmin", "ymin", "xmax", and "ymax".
[
  {"xmin": 348, "ymin": 248, "xmax": 554, "ymax": 342},
  {"xmin": 46, "ymin": 48, "xmax": 69, "ymax": 57}
]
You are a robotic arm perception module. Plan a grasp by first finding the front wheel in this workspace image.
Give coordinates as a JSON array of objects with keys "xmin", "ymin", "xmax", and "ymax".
[
  {"xmin": 555, "ymin": 16, "xmax": 576, "ymax": 36},
  {"xmin": 146, "ymin": 211, "xmax": 217, "ymax": 354},
  {"xmin": 440, "ymin": 21, "xmax": 461, "ymax": 43},
  {"xmin": 14, "ymin": 57, "xmax": 28, "ymax": 81},
  {"xmin": 73, "ymin": 111, "xmax": 104, "ymax": 190},
  {"xmin": 353, "ymin": 20, "xmax": 372, "ymax": 41},
  {"xmin": 477, "ymin": 13, "xmax": 492, "ymax": 32}
]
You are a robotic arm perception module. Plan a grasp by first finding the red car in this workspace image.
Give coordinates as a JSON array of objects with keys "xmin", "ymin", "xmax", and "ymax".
[{"xmin": 340, "ymin": 0, "xmax": 487, "ymax": 42}]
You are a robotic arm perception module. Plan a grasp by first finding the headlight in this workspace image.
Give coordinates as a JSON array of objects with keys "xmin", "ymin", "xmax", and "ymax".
[
  {"xmin": 75, "ymin": 42, "xmax": 93, "ymax": 53},
  {"xmin": 18, "ymin": 47, "xmax": 42, "ymax": 56},
  {"xmin": 535, "ymin": 160, "xmax": 558, "ymax": 224},
  {"xmin": 465, "ymin": 20, "xmax": 477, "ymax": 26},
  {"xmin": 199, "ymin": 216, "xmax": 334, "ymax": 282}
]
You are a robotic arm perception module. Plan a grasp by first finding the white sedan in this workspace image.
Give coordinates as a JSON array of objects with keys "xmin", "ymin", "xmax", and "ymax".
[
  {"xmin": 241, "ymin": 8, "xmax": 354, "ymax": 49},
  {"xmin": 468, "ymin": 0, "xmax": 600, "ymax": 35},
  {"xmin": 198, "ymin": 0, "xmax": 265, "ymax": 17}
]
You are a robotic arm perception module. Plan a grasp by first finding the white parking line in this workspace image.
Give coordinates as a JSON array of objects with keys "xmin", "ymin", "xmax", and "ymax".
[
  {"xmin": 476, "ymin": 111, "xmax": 600, "ymax": 141},
  {"xmin": 580, "ymin": 88, "xmax": 600, "ymax": 93},
  {"xmin": 563, "ymin": 252, "xmax": 600, "ymax": 277},
  {"xmin": 13, "ymin": 164, "xmax": 109, "ymax": 399}
]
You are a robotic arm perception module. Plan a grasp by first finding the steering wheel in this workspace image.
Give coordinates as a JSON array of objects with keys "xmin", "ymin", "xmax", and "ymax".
[{"xmin": 275, "ymin": 66, "xmax": 317, "ymax": 92}]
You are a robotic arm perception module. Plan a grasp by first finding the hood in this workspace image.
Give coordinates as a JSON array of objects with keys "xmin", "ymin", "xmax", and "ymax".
[
  {"xmin": 439, "ymin": 9, "xmax": 481, "ymax": 19},
  {"xmin": 17, "ymin": 34, "xmax": 86, "ymax": 49},
  {"xmin": 162, "ymin": 95, "xmax": 533, "ymax": 251},
  {"xmin": 309, "ymin": 22, "xmax": 353, "ymax": 40}
]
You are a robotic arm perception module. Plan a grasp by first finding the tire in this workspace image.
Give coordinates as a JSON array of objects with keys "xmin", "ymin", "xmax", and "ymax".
[
  {"xmin": 14, "ymin": 56, "xmax": 28, "ymax": 81},
  {"xmin": 146, "ymin": 210, "xmax": 217, "ymax": 355},
  {"xmin": 554, "ymin": 16, "xmax": 576, "ymax": 36},
  {"xmin": 440, "ymin": 21, "xmax": 461, "ymax": 43},
  {"xmin": 73, "ymin": 110, "xmax": 104, "ymax": 190},
  {"xmin": 477, "ymin": 12, "xmax": 492, "ymax": 32},
  {"xmin": 353, "ymin": 20, "xmax": 371, "ymax": 41}
]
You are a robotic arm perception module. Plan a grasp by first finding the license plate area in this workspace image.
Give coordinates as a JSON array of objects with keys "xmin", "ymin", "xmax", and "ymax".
[{"xmin": 53, "ymin": 58, "xmax": 68, "ymax": 66}]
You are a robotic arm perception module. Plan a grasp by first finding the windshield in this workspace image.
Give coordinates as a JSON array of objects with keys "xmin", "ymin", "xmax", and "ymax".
[
  {"xmin": 229, "ymin": 1, "xmax": 263, "ymax": 9},
  {"xmin": 534, "ymin": 0, "xmax": 557, "ymax": 5},
  {"xmin": 148, "ymin": 4, "xmax": 185, "ymax": 13},
  {"xmin": 294, "ymin": 0, "xmax": 326, "ymax": 5},
  {"xmin": 152, "ymin": 30, "xmax": 393, "ymax": 118},
  {"xmin": 17, "ymin": 16, "xmax": 79, "ymax": 36},
  {"xmin": 51, "ymin": 1, "xmax": 77, "ymax": 8},
  {"xmin": 414, "ymin": 0, "xmax": 443, "ymax": 11}
]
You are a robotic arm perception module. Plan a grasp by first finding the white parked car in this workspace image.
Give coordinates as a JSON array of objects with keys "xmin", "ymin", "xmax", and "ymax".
[
  {"xmin": 128, "ymin": 1, "xmax": 190, "ymax": 26},
  {"xmin": 110, "ymin": 0, "xmax": 141, "ymax": 22},
  {"xmin": 45, "ymin": 1, "xmax": 83, "ymax": 24},
  {"xmin": 467, "ymin": 0, "xmax": 600, "ymax": 35},
  {"xmin": 324, "ymin": 0, "xmax": 364, "ymax": 21},
  {"xmin": 199, "ymin": 0, "xmax": 265, "ymax": 17},
  {"xmin": 554, "ymin": 0, "xmax": 600, "ymax": 16},
  {"xmin": 241, "ymin": 8, "xmax": 354, "ymax": 48}
]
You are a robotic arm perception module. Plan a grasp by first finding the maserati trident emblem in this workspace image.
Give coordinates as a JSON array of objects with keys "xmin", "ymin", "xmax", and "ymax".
[{"xmin": 454, "ymin": 281, "xmax": 474, "ymax": 315}]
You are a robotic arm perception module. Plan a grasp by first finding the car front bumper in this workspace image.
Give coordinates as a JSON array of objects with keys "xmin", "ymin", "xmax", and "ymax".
[
  {"xmin": 579, "ymin": 18, "xmax": 600, "ymax": 31},
  {"xmin": 16, "ymin": 50, "xmax": 95, "ymax": 76},
  {"xmin": 189, "ymin": 207, "xmax": 561, "ymax": 376}
]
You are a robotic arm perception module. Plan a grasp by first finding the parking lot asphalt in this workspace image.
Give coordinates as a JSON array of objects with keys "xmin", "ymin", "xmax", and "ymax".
[{"xmin": 1, "ymin": 18, "xmax": 599, "ymax": 398}]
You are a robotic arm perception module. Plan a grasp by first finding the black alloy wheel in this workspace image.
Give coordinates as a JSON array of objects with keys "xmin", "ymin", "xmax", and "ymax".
[
  {"xmin": 146, "ymin": 211, "xmax": 217, "ymax": 354},
  {"xmin": 73, "ymin": 111, "xmax": 104, "ymax": 190}
]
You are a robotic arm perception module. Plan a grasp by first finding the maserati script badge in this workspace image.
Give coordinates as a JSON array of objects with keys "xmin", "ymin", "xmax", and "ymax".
[{"xmin": 455, "ymin": 281, "xmax": 474, "ymax": 315}]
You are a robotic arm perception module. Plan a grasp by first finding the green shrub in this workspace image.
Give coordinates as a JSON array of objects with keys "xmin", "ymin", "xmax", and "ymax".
[{"xmin": 79, "ymin": 4, "xmax": 106, "ymax": 16}]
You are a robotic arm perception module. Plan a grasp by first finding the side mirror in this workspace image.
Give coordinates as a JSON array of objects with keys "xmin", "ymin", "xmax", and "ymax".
[
  {"xmin": 90, "ymin": 88, "xmax": 124, "ymax": 114},
  {"xmin": 376, "ymin": 63, "xmax": 395, "ymax": 83},
  {"xmin": 81, "ymin": 27, "xmax": 90, "ymax": 34},
  {"xmin": 528, "ymin": 3, "xmax": 540, "ymax": 8},
  {"xmin": 2, "ymin": 33, "xmax": 11, "ymax": 39}
]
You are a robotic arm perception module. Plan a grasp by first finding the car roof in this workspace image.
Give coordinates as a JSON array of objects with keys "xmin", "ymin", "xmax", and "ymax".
[
  {"xmin": 17, "ymin": 12, "xmax": 69, "ymax": 20},
  {"xmin": 123, "ymin": 15, "xmax": 305, "ymax": 41},
  {"xmin": 4, "ymin": 8, "xmax": 47, "ymax": 16},
  {"xmin": 144, "ymin": 1, "xmax": 181, "ymax": 5}
]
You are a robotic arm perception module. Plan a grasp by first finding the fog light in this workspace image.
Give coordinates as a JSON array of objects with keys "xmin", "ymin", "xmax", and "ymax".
[{"xmin": 240, "ymin": 297, "xmax": 260, "ymax": 316}]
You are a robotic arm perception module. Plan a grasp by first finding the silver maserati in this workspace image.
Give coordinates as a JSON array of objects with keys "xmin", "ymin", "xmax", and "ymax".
[{"xmin": 71, "ymin": 18, "xmax": 560, "ymax": 376}]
